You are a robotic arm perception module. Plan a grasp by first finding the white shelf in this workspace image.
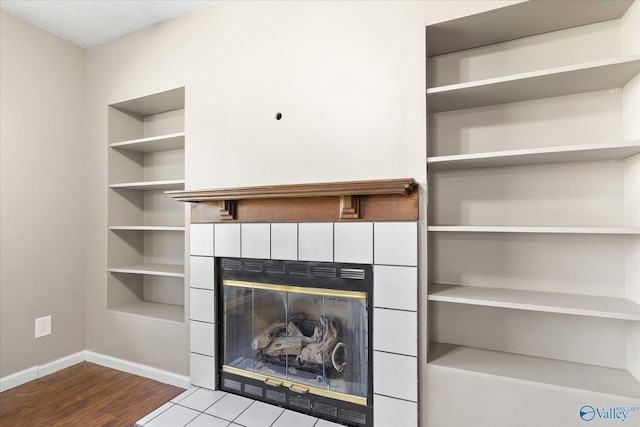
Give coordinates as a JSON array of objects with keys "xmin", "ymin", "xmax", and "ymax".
[
  {"xmin": 108, "ymin": 263, "xmax": 185, "ymax": 278},
  {"xmin": 429, "ymin": 284, "xmax": 640, "ymax": 321},
  {"xmin": 111, "ymin": 87, "xmax": 185, "ymax": 116},
  {"xmin": 427, "ymin": 56, "xmax": 640, "ymax": 112},
  {"xmin": 427, "ymin": 225, "xmax": 640, "ymax": 235},
  {"xmin": 109, "ymin": 301, "xmax": 185, "ymax": 324},
  {"xmin": 428, "ymin": 342, "xmax": 640, "ymax": 402},
  {"xmin": 426, "ymin": 0, "xmax": 634, "ymax": 57},
  {"xmin": 109, "ymin": 226, "xmax": 185, "ymax": 232},
  {"xmin": 427, "ymin": 141, "xmax": 640, "ymax": 171},
  {"xmin": 109, "ymin": 179, "xmax": 185, "ymax": 191},
  {"xmin": 109, "ymin": 132, "xmax": 185, "ymax": 153}
]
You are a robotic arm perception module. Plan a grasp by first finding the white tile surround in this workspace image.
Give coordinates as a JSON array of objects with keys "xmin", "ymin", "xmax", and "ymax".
[{"xmin": 186, "ymin": 222, "xmax": 419, "ymax": 427}]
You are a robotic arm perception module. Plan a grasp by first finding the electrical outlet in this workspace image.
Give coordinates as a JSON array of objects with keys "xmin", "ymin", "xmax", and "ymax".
[{"xmin": 35, "ymin": 315, "xmax": 51, "ymax": 338}]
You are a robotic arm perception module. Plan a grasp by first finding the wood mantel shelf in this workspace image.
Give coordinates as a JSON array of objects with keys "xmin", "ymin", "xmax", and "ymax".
[{"xmin": 167, "ymin": 178, "xmax": 419, "ymax": 223}]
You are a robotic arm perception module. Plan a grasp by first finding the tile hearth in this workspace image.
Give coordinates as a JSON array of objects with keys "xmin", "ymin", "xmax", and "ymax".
[{"xmin": 136, "ymin": 387, "xmax": 343, "ymax": 427}]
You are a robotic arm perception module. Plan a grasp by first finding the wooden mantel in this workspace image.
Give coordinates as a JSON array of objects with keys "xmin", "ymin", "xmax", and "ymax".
[{"xmin": 167, "ymin": 178, "xmax": 419, "ymax": 223}]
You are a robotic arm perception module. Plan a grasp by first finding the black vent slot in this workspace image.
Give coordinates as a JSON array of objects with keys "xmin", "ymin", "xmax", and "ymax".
[
  {"xmin": 244, "ymin": 384, "xmax": 263, "ymax": 397},
  {"xmin": 244, "ymin": 260, "xmax": 263, "ymax": 273},
  {"xmin": 313, "ymin": 402, "xmax": 338, "ymax": 417},
  {"xmin": 223, "ymin": 378, "xmax": 242, "ymax": 391},
  {"xmin": 223, "ymin": 259, "xmax": 242, "ymax": 271},
  {"xmin": 266, "ymin": 263, "xmax": 286, "ymax": 274},
  {"xmin": 340, "ymin": 408, "xmax": 367, "ymax": 425},
  {"xmin": 313, "ymin": 266, "xmax": 337, "ymax": 278},
  {"xmin": 290, "ymin": 395, "xmax": 311, "ymax": 410},
  {"xmin": 340, "ymin": 268, "xmax": 366, "ymax": 280},
  {"xmin": 288, "ymin": 263, "xmax": 310, "ymax": 276},
  {"xmin": 265, "ymin": 390, "xmax": 286, "ymax": 404}
]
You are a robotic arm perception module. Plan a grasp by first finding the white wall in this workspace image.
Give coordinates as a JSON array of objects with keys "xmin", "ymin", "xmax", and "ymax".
[
  {"xmin": 0, "ymin": 10, "xmax": 86, "ymax": 377},
  {"xmin": 2, "ymin": 1, "xmax": 514, "ymax": 416},
  {"xmin": 83, "ymin": 0, "xmax": 519, "ymax": 388}
]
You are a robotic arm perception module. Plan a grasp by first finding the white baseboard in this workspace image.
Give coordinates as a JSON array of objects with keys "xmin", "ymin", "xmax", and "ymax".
[
  {"xmin": 37, "ymin": 351, "xmax": 86, "ymax": 378},
  {"xmin": 0, "ymin": 351, "xmax": 85, "ymax": 392},
  {"xmin": 1, "ymin": 351, "xmax": 191, "ymax": 392},
  {"xmin": 0, "ymin": 366, "xmax": 38, "ymax": 393},
  {"xmin": 85, "ymin": 351, "xmax": 191, "ymax": 389}
]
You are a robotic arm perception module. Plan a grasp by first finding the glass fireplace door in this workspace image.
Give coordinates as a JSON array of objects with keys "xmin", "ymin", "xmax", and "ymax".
[{"xmin": 222, "ymin": 280, "xmax": 368, "ymax": 405}]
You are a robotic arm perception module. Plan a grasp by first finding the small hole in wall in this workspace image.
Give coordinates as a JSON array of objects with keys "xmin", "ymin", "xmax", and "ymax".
[{"xmin": 275, "ymin": 112, "xmax": 282, "ymax": 120}]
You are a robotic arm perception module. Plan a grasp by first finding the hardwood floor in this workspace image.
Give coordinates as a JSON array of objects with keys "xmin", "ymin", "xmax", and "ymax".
[{"xmin": 0, "ymin": 362, "xmax": 185, "ymax": 426}]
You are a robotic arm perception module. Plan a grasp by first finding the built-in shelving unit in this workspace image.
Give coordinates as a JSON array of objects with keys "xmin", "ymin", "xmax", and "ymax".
[
  {"xmin": 426, "ymin": 1, "xmax": 640, "ymax": 423},
  {"xmin": 107, "ymin": 87, "xmax": 186, "ymax": 322}
]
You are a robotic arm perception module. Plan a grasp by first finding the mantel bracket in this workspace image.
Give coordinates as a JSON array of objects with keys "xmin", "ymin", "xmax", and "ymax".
[
  {"xmin": 340, "ymin": 195, "xmax": 361, "ymax": 220},
  {"xmin": 218, "ymin": 200, "xmax": 237, "ymax": 220}
]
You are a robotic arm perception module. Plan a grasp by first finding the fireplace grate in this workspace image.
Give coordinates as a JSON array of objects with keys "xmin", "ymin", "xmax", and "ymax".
[
  {"xmin": 313, "ymin": 402, "xmax": 338, "ymax": 418},
  {"xmin": 244, "ymin": 383, "xmax": 263, "ymax": 398},
  {"xmin": 289, "ymin": 395, "xmax": 312, "ymax": 410},
  {"xmin": 221, "ymin": 259, "xmax": 370, "ymax": 286},
  {"xmin": 265, "ymin": 263, "xmax": 286, "ymax": 274},
  {"xmin": 223, "ymin": 378, "xmax": 242, "ymax": 392},
  {"xmin": 341, "ymin": 408, "xmax": 368, "ymax": 425},
  {"xmin": 287, "ymin": 263, "xmax": 310, "ymax": 276},
  {"xmin": 222, "ymin": 259, "xmax": 242, "ymax": 271},
  {"xmin": 266, "ymin": 389, "xmax": 287, "ymax": 404},
  {"xmin": 244, "ymin": 260, "xmax": 263, "ymax": 273},
  {"xmin": 340, "ymin": 268, "xmax": 366, "ymax": 280},
  {"xmin": 312, "ymin": 266, "xmax": 337, "ymax": 278}
]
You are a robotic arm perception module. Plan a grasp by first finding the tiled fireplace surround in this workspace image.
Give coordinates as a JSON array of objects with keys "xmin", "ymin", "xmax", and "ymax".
[{"xmin": 189, "ymin": 220, "xmax": 419, "ymax": 427}]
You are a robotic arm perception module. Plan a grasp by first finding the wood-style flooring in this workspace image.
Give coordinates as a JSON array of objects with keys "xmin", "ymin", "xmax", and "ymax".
[{"xmin": 0, "ymin": 362, "xmax": 185, "ymax": 426}]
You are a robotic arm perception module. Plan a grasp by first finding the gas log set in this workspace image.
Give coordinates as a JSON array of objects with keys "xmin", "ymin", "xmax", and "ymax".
[{"xmin": 251, "ymin": 314, "xmax": 347, "ymax": 380}]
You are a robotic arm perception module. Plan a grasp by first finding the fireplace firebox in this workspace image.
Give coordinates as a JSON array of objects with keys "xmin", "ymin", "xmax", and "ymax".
[{"xmin": 218, "ymin": 258, "xmax": 373, "ymax": 426}]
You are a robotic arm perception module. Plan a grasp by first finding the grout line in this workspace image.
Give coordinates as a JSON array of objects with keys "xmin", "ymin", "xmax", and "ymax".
[
  {"xmin": 229, "ymin": 399, "xmax": 255, "ymax": 423},
  {"xmin": 373, "ymin": 262, "xmax": 419, "ymax": 268},
  {"xmin": 269, "ymin": 409, "xmax": 286, "ymax": 427},
  {"xmin": 374, "ymin": 392, "xmax": 419, "ymax": 404},
  {"xmin": 375, "ymin": 349, "xmax": 419, "ymax": 359},
  {"xmin": 138, "ymin": 401, "xmax": 175, "ymax": 426},
  {"xmin": 372, "ymin": 221, "xmax": 376, "ymax": 268},
  {"xmin": 214, "ymin": 224, "xmax": 218, "ymax": 257},
  {"xmin": 332, "ymin": 222, "xmax": 335, "ymax": 262},
  {"xmin": 296, "ymin": 222, "xmax": 300, "ymax": 261},
  {"xmin": 171, "ymin": 386, "xmax": 200, "ymax": 403},
  {"xmin": 267, "ymin": 222, "xmax": 272, "ymax": 260},
  {"xmin": 373, "ymin": 306, "xmax": 417, "ymax": 313}
]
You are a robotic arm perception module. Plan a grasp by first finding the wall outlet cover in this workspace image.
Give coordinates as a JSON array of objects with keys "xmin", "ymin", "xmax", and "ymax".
[{"xmin": 35, "ymin": 315, "xmax": 51, "ymax": 338}]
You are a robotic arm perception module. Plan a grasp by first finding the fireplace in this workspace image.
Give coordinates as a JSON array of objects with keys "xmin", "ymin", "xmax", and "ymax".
[
  {"xmin": 169, "ymin": 179, "xmax": 420, "ymax": 427},
  {"xmin": 218, "ymin": 258, "xmax": 373, "ymax": 426}
]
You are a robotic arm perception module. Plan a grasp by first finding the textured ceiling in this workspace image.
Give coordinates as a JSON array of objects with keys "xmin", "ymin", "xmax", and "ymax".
[{"xmin": 0, "ymin": 1, "xmax": 217, "ymax": 48}]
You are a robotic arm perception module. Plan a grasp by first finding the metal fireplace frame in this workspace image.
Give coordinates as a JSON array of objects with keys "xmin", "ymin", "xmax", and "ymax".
[{"xmin": 216, "ymin": 257, "xmax": 374, "ymax": 427}]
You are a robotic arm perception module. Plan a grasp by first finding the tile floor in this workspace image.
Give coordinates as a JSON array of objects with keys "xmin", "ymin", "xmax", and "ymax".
[{"xmin": 136, "ymin": 387, "xmax": 344, "ymax": 427}]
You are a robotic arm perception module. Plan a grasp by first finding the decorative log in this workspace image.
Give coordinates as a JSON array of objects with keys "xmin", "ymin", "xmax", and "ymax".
[
  {"xmin": 262, "ymin": 337, "xmax": 303, "ymax": 357},
  {"xmin": 287, "ymin": 322, "xmax": 321, "ymax": 344},
  {"xmin": 251, "ymin": 321, "xmax": 286, "ymax": 350},
  {"xmin": 297, "ymin": 317, "xmax": 338, "ymax": 367}
]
